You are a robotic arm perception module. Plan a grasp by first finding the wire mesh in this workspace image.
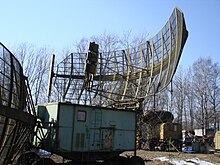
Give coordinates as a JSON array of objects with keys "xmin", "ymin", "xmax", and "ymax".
[{"xmin": 51, "ymin": 8, "xmax": 188, "ymax": 108}]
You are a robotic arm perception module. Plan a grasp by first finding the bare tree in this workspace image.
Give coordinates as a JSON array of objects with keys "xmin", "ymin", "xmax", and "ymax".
[
  {"xmin": 184, "ymin": 68, "xmax": 195, "ymax": 130},
  {"xmin": 164, "ymin": 57, "xmax": 220, "ymax": 133},
  {"xmin": 206, "ymin": 61, "xmax": 220, "ymax": 131},
  {"xmin": 13, "ymin": 43, "xmax": 53, "ymax": 105},
  {"xmin": 191, "ymin": 58, "xmax": 220, "ymax": 134},
  {"xmin": 172, "ymin": 67, "xmax": 187, "ymax": 127}
]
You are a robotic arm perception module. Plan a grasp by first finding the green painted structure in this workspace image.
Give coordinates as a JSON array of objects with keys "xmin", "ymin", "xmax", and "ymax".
[{"xmin": 35, "ymin": 102, "xmax": 136, "ymax": 161}]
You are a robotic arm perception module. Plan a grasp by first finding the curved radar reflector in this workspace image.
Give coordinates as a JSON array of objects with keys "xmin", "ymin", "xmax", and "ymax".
[
  {"xmin": 97, "ymin": 7, "xmax": 188, "ymax": 103},
  {"xmin": 0, "ymin": 42, "xmax": 36, "ymax": 163},
  {"xmin": 52, "ymin": 7, "xmax": 188, "ymax": 107}
]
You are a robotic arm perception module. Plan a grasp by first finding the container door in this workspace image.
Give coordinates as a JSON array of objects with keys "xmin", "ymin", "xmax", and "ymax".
[{"xmin": 58, "ymin": 105, "xmax": 74, "ymax": 151}]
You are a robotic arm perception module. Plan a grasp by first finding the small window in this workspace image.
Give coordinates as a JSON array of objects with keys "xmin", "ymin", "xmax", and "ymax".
[{"xmin": 77, "ymin": 111, "xmax": 86, "ymax": 122}]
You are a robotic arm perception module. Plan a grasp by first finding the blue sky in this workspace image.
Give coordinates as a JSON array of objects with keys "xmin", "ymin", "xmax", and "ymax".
[{"xmin": 1, "ymin": 0, "xmax": 220, "ymax": 68}]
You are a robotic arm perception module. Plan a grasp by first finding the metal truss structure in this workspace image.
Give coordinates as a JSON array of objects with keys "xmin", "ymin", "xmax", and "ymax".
[
  {"xmin": 0, "ymin": 42, "xmax": 36, "ymax": 164},
  {"xmin": 50, "ymin": 7, "xmax": 188, "ymax": 108}
]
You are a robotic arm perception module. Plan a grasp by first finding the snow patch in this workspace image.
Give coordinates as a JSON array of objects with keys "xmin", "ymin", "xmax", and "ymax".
[{"xmin": 154, "ymin": 157, "xmax": 219, "ymax": 165}]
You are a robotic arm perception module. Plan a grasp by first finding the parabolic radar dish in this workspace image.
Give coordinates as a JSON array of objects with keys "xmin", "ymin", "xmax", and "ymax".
[
  {"xmin": 50, "ymin": 7, "xmax": 188, "ymax": 107},
  {"xmin": 0, "ymin": 42, "xmax": 36, "ymax": 164}
]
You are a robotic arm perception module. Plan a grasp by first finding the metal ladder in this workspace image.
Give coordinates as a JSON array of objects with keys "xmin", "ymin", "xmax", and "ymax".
[{"xmin": 91, "ymin": 109, "xmax": 102, "ymax": 150}]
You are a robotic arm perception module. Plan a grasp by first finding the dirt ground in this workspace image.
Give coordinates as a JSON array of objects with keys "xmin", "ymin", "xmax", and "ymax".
[
  {"xmin": 123, "ymin": 150, "xmax": 220, "ymax": 164},
  {"xmin": 47, "ymin": 150, "xmax": 220, "ymax": 164}
]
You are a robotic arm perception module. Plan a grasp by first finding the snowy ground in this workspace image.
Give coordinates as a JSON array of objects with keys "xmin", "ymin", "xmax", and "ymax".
[
  {"xmin": 155, "ymin": 157, "xmax": 220, "ymax": 165},
  {"xmin": 122, "ymin": 150, "xmax": 220, "ymax": 165}
]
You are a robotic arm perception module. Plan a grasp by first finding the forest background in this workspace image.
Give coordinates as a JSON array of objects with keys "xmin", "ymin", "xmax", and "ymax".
[{"xmin": 10, "ymin": 31, "xmax": 220, "ymax": 133}]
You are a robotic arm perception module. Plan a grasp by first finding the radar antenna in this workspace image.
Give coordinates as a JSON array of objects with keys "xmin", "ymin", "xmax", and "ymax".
[{"xmin": 48, "ymin": 7, "xmax": 188, "ymax": 109}]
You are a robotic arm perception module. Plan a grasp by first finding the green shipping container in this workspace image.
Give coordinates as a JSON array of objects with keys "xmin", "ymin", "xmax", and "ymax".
[{"xmin": 35, "ymin": 102, "xmax": 136, "ymax": 161}]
